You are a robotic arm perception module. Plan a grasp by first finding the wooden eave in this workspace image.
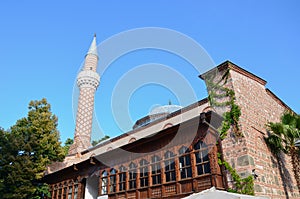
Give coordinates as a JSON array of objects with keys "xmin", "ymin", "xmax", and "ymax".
[{"xmin": 43, "ymin": 111, "xmax": 223, "ymax": 184}]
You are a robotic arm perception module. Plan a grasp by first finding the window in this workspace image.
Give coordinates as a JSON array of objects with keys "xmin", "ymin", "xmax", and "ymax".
[
  {"xmin": 53, "ymin": 185, "xmax": 58, "ymax": 199},
  {"xmin": 67, "ymin": 181, "xmax": 73, "ymax": 199},
  {"xmin": 109, "ymin": 168, "xmax": 117, "ymax": 193},
  {"xmin": 129, "ymin": 162, "xmax": 137, "ymax": 189},
  {"xmin": 74, "ymin": 180, "xmax": 79, "ymax": 199},
  {"xmin": 140, "ymin": 159, "xmax": 149, "ymax": 187},
  {"xmin": 164, "ymin": 151, "xmax": 176, "ymax": 182},
  {"xmin": 179, "ymin": 146, "xmax": 192, "ymax": 179},
  {"xmin": 118, "ymin": 166, "xmax": 126, "ymax": 191},
  {"xmin": 194, "ymin": 141, "xmax": 210, "ymax": 175},
  {"xmin": 58, "ymin": 184, "xmax": 62, "ymax": 199},
  {"xmin": 151, "ymin": 155, "xmax": 161, "ymax": 185},
  {"xmin": 101, "ymin": 170, "xmax": 108, "ymax": 195},
  {"xmin": 63, "ymin": 182, "xmax": 67, "ymax": 199}
]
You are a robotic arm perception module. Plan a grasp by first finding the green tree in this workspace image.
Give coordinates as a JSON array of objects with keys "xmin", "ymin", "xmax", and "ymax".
[
  {"xmin": 0, "ymin": 99, "xmax": 65, "ymax": 199},
  {"xmin": 265, "ymin": 112, "xmax": 300, "ymax": 194},
  {"xmin": 63, "ymin": 138, "xmax": 73, "ymax": 155},
  {"xmin": 92, "ymin": 135, "xmax": 110, "ymax": 146}
]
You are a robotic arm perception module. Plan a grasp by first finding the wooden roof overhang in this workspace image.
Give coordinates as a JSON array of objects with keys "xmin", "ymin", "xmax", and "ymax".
[{"xmin": 43, "ymin": 111, "xmax": 223, "ymax": 184}]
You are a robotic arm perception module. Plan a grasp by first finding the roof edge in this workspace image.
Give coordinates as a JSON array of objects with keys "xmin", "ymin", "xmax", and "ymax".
[
  {"xmin": 199, "ymin": 60, "xmax": 267, "ymax": 86},
  {"xmin": 80, "ymin": 98, "xmax": 209, "ymax": 155},
  {"xmin": 265, "ymin": 88, "xmax": 295, "ymax": 114}
]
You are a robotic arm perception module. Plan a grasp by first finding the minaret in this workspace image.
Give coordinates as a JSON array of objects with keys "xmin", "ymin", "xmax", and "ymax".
[{"xmin": 69, "ymin": 35, "xmax": 100, "ymax": 155}]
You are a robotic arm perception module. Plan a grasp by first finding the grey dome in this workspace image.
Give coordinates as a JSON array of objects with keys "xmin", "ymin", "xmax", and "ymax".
[
  {"xmin": 133, "ymin": 104, "xmax": 182, "ymax": 129},
  {"xmin": 149, "ymin": 105, "xmax": 182, "ymax": 115}
]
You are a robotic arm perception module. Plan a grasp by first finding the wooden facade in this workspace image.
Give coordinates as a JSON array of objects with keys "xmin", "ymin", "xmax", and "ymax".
[{"xmin": 44, "ymin": 111, "xmax": 226, "ymax": 199}]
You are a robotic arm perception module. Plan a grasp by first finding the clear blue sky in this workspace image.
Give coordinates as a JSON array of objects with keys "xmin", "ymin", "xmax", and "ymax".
[{"xmin": 0, "ymin": 1, "xmax": 299, "ymax": 143}]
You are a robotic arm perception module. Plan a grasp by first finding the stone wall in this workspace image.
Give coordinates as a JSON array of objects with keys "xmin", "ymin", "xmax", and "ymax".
[{"xmin": 203, "ymin": 61, "xmax": 299, "ymax": 198}]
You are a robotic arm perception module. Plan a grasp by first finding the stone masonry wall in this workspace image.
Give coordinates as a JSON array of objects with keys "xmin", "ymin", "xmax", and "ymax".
[{"xmin": 225, "ymin": 63, "xmax": 299, "ymax": 198}]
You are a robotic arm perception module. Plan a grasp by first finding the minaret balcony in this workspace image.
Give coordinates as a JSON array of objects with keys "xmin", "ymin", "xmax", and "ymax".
[{"xmin": 77, "ymin": 70, "xmax": 100, "ymax": 89}]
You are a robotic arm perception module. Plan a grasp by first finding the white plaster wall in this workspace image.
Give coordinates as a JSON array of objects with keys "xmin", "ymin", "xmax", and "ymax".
[{"xmin": 84, "ymin": 175, "xmax": 98, "ymax": 199}]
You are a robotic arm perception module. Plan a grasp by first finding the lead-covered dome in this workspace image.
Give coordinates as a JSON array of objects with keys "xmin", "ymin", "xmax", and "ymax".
[{"xmin": 133, "ymin": 104, "xmax": 182, "ymax": 129}]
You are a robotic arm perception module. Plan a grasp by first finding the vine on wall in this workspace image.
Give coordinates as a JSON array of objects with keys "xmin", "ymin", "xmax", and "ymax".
[
  {"xmin": 205, "ymin": 69, "xmax": 242, "ymax": 140},
  {"xmin": 204, "ymin": 69, "xmax": 254, "ymax": 195},
  {"xmin": 218, "ymin": 154, "xmax": 254, "ymax": 195}
]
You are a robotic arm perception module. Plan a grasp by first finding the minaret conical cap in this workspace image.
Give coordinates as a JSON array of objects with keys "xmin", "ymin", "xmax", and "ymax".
[{"xmin": 87, "ymin": 34, "xmax": 98, "ymax": 57}]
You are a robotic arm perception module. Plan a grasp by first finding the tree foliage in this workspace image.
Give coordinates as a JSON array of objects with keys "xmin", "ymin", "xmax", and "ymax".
[
  {"xmin": 265, "ymin": 112, "xmax": 300, "ymax": 192},
  {"xmin": 92, "ymin": 135, "xmax": 110, "ymax": 146},
  {"xmin": 0, "ymin": 99, "xmax": 65, "ymax": 198},
  {"xmin": 63, "ymin": 138, "xmax": 74, "ymax": 155}
]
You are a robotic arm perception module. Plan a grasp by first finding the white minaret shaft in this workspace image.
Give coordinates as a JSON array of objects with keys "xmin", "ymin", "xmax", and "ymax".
[{"xmin": 69, "ymin": 35, "xmax": 100, "ymax": 155}]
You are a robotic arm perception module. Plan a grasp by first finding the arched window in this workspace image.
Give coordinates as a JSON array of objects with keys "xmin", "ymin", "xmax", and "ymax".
[
  {"xmin": 194, "ymin": 141, "xmax": 210, "ymax": 175},
  {"xmin": 179, "ymin": 146, "xmax": 192, "ymax": 179},
  {"xmin": 151, "ymin": 155, "xmax": 161, "ymax": 185},
  {"xmin": 164, "ymin": 151, "xmax": 176, "ymax": 182},
  {"xmin": 129, "ymin": 162, "xmax": 137, "ymax": 189},
  {"xmin": 100, "ymin": 170, "xmax": 108, "ymax": 195},
  {"xmin": 140, "ymin": 159, "xmax": 149, "ymax": 187},
  {"xmin": 67, "ymin": 181, "xmax": 73, "ymax": 199},
  {"xmin": 109, "ymin": 168, "xmax": 117, "ymax": 193},
  {"xmin": 118, "ymin": 165, "xmax": 126, "ymax": 191}
]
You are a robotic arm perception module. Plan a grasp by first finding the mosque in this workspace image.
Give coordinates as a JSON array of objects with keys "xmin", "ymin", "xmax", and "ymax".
[{"xmin": 44, "ymin": 36, "xmax": 299, "ymax": 199}]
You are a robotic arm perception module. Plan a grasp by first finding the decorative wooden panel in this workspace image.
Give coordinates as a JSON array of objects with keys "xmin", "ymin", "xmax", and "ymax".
[
  {"xmin": 197, "ymin": 176, "xmax": 211, "ymax": 192},
  {"xmin": 126, "ymin": 191, "xmax": 136, "ymax": 199},
  {"xmin": 180, "ymin": 181, "xmax": 193, "ymax": 193},
  {"xmin": 151, "ymin": 186, "xmax": 162, "ymax": 198},
  {"xmin": 139, "ymin": 189, "xmax": 148, "ymax": 198},
  {"xmin": 215, "ymin": 175, "xmax": 224, "ymax": 188},
  {"xmin": 117, "ymin": 193, "xmax": 125, "ymax": 199},
  {"xmin": 165, "ymin": 184, "xmax": 176, "ymax": 196}
]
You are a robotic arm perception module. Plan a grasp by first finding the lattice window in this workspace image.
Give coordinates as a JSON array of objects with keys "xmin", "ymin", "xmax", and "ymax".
[
  {"xmin": 194, "ymin": 141, "xmax": 210, "ymax": 175},
  {"xmin": 179, "ymin": 146, "xmax": 192, "ymax": 179},
  {"xmin": 164, "ymin": 151, "xmax": 176, "ymax": 182},
  {"xmin": 129, "ymin": 162, "xmax": 137, "ymax": 189},
  {"xmin": 151, "ymin": 155, "xmax": 161, "ymax": 185},
  {"xmin": 139, "ymin": 159, "xmax": 149, "ymax": 187},
  {"xmin": 109, "ymin": 168, "xmax": 117, "ymax": 193},
  {"xmin": 118, "ymin": 165, "xmax": 126, "ymax": 191},
  {"xmin": 101, "ymin": 170, "xmax": 108, "ymax": 195}
]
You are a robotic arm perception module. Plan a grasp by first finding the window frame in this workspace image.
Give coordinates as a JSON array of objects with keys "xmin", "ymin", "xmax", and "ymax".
[
  {"xmin": 179, "ymin": 146, "xmax": 192, "ymax": 179},
  {"xmin": 118, "ymin": 165, "xmax": 126, "ymax": 192},
  {"xmin": 100, "ymin": 170, "xmax": 108, "ymax": 195},
  {"xmin": 151, "ymin": 155, "xmax": 162, "ymax": 185},
  {"xmin": 128, "ymin": 162, "xmax": 137, "ymax": 190},
  {"xmin": 164, "ymin": 151, "xmax": 176, "ymax": 182},
  {"xmin": 109, "ymin": 168, "xmax": 117, "ymax": 193},
  {"xmin": 139, "ymin": 159, "xmax": 149, "ymax": 187},
  {"xmin": 193, "ymin": 141, "xmax": 211, "ymax": 176}
]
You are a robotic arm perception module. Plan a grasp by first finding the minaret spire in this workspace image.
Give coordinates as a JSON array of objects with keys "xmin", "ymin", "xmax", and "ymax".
[
  {"xmin": 87, "ymin": 34, "xmax": 98, "ymax": 57},
  {"xmin": 69, "ymin": 35, "xmax": 100, "ymax": 155}
]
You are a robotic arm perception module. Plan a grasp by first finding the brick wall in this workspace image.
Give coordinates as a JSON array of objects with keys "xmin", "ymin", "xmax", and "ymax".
[{"xmin": 202, "ymin": 61, "xmax": 299, "ymax": 198}]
